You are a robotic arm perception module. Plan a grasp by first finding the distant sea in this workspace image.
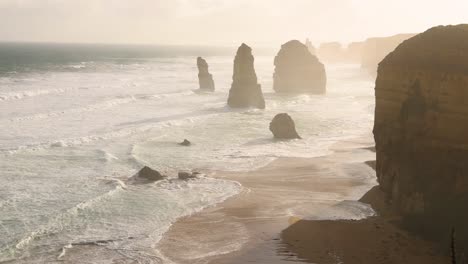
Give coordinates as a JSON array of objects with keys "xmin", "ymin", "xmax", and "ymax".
[{"xmin": 0, "ymin": 42, "xmax": 375, "ymax": 263}]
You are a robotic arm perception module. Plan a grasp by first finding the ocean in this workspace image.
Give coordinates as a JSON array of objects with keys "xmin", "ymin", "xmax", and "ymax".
[{"xmin": 0, "ymin": 43, "xmax": 375, "ymax": 263}]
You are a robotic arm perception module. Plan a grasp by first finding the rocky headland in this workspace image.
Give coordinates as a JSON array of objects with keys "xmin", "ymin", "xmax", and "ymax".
[
  {"xmin": 373, "ymin": 24, "xmax": 468, "ymax": 255},
  {"xmin": 344, "ymin": 41, "xmax": 365, "ymax": 63},
  {"xmin": 317, "ymin": 42, "xmax": 343, "ymax": 63},
  {"xmin": 361, "ymin": 33, "xmax": 416, "ymax": 74}
]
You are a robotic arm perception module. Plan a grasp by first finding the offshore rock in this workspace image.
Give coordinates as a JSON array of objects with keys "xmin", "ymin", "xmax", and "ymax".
[
  {"xmin": 179, "ymin": 139, "xmax": 191, "ymax": 146},
  {"xmin": 197, "ymin": 57, "xmax": 215, "ymax": 91},
  {"xmin": 269, "ymin": 113, "xmax": 301, "ymax": 139},
  {"xmin": 227, "ymin": 43, "xmax": 265, "ymax": 109},
  {"xmin": 130, "ymin": 166, "xmax": 166, "ymax": 184},
  {"xmin": 273, "ymin": 40, "xmax": 326, "ymax": 94},
  {"xmin": 178, "ymin": 171, "xmax": 198, "ymax": 180}
]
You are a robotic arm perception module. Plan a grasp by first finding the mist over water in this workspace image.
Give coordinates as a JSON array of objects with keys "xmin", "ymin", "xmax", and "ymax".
[{"xmin": 0, "ymin": 44, "xmax": 375, "ymax": 263}]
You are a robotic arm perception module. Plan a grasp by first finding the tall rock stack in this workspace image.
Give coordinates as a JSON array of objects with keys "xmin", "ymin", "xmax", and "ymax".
[
  {"xmin": 373, "ymin": 24, "xmax": 468, "ymax": 248},
  {"xmin": 273, "ymin": 40, "xmax": 326, "ymax": 94},
  {"xmin": 197, "ymin": 57, "xmax": 215, "ymax": 91},
  {"xmin": 227, "ymin": 43, "xmax": 265, "ymax": 109}
]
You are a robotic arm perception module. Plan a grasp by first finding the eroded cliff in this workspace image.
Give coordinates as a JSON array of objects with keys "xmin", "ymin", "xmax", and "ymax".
[
  {"xmin": 362, "ymin": 33, "xmax": 416, "ymax": 74},
  {"xmin": 373, "ymin": 24, "xmax": 468, "ymax": 250}
]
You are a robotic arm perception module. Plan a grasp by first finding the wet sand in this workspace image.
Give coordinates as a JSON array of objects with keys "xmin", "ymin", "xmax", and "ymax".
[
  {"xmin": 282, "ymin": 186, "xmax": 450, "ymax": 264},
  {"xmin": 157, "ymin": 138, "xmax": 450, "ymax": 264}
]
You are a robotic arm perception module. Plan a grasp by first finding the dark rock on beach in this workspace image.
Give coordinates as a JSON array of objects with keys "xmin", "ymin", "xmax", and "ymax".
[{"xmin": 269, "ymin": 113, "xmax": 301, "ymax": 139}]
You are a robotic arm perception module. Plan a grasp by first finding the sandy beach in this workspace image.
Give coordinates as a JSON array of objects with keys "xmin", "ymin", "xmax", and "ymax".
[{"xmin": 157, "ymin": 138, "xmax": 451, "ymax": 264}]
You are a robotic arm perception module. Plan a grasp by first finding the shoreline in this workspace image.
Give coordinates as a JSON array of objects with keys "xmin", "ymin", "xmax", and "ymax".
[
  {"xmin": 157, "ymin": 137, "xmax": 378, "ymax": 263},
  {"xmin": 157, "ymin": 138, "xmax": 450, "ymax": 264},
  {"xmin": 281, "ymin": 185, "xmax": 449, "ymax": 264}
]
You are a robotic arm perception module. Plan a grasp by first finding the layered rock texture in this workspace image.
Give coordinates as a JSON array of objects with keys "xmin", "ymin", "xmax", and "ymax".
[
  {"xmin": 270, "ymin": 113, "xmax": 301, "ymax": 139},
  {"xmin": 373, "ymin": 24, "xmax": 468, "ymax": 248},
  {"xmin": 273, "ymin": 40, "xmax": 326, "ymax": 94},
  {"xmin": 197, "ymin": 57, "xmax": 215, "ymax": 91},
  {"xmin": 361, "ymin": 33, "xmax": 415, "ymax": 74},
  {"xmin": 227, "ymin": 43, "xmax": 265, "ymax": 109}
]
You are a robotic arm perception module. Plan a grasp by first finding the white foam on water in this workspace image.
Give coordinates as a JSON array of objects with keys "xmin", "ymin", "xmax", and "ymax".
[
  {"xmin": 0, "ymin": 57, "xmax": 376, "ymax": 263},
  {"xmin": 0, "ymin": 87, "xmax": 77, "ymax": 101},
  {"xmin": 2, "ymin": 177, "xmax": 242, "ymax": 263},
  {"xmin": 9, "ymin": 96, "xmax": 136, "ymax": 122}
]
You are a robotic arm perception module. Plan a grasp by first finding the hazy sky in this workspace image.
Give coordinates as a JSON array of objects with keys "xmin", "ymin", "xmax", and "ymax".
[{"xmin": 0, "ymin": 0, "xmax": 467, "ymax": 46}]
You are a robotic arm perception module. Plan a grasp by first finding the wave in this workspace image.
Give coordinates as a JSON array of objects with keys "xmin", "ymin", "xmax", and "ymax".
[
  {"xmin": 138, "ymin": 90, "xmax": 194, "ymax": 100},
  {"xmin": 9, "ymin": 96, "xmax": 136, "ymax": 122},
  {"xmin": 0, "ymin": 87, "xmax": 77, "ymax": 101},
  {"xmin": 13, "ymin": 185, "xmax": 125, "ymax": 252},
  {"xmin": 2, "ymin": 175, "xmax": 242, "ymax": 263},
  {"xmin": 1, "ymin": 108, "xmax": 221, "ymax": 154}
]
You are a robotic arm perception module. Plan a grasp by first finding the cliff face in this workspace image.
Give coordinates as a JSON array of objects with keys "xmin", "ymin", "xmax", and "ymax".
[
  {"xmin": 344, "ymin": 42, "xmax": 365, "ymax": 63},
  {"xmin": 361, "ymin": 33, "xmax": 415, "ymax": 74},
  {"xmin": 273, "ymin": 40, "xmax": 326, "ymax": 94},
  {"xmin": 317, "ymin": 42, "xmax": 343, "ymax": 63},
  {"xmin": 374, "ymin": 24, "xmax": 468, "ymax": 246},
  {"xmin": 227, "ymin": 43, "xmax": 265, "ymax": 109},
  {"xmin": 197, "ymin": 57, "xmax": 215, "ymax": 91}
]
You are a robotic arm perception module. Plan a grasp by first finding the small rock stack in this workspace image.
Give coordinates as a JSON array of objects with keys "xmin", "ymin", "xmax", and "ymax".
[{"xmin": 197, "ymin": 57, "xmax": 215, "ymax": 91}]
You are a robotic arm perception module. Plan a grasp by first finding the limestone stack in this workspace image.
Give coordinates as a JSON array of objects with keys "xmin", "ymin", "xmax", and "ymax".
[
  {"xmin": 197, "ymin": 57, "xmax": 215, "ymax": 91},
  {"xmin": 273, "ymin": 40, "xmax": 326, "ymax": 94},
  {"xmin": 373, "ymin": 24, "xmax": 468, "ymax": 247},
  {"xmin": 227, "ymin": 43, "xmax": 265, "ymax": 109}
]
